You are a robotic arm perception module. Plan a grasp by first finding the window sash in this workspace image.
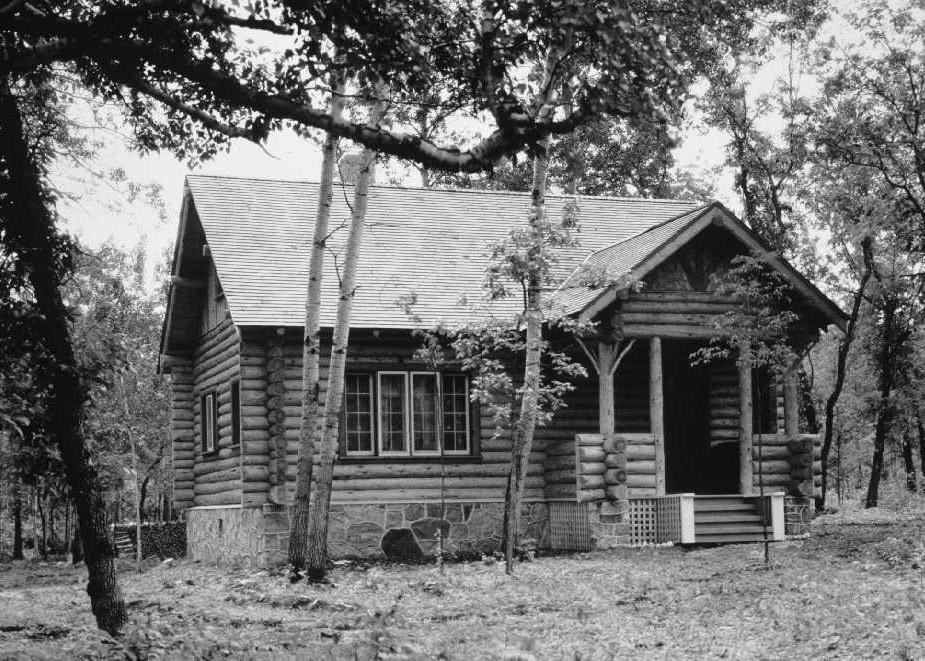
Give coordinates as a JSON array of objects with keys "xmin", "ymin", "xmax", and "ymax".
[
  {"xmin": 410, "ymin": 372, "xmax": 441, "ymax": 456},
  {"xmin": 377, "ymin": 372, "xmax": 409, "ymax": 455},
  {"xmin": 441, "ymin": 374, "xmax": 470, "ymax": 455},
  {"xmin": 202, "ymin": 392, "xmax": 216, "ymax": 453},
  {"xmin": 343, "ymin": 374, "xmax": 375, "ymax": 456},
  {"xmin": 230, "ymin": 380, "xmax": 241, "ymax": 447}
]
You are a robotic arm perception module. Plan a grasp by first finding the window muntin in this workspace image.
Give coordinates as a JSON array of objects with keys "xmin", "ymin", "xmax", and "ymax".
[
  {"xmin": 441, "ymin": 374, "xmax": 470, "ymax": 454},
  {"xmin": 343, "ymin": 370, "xmax": 472, "ymax": 458},
  {"xmin": 201, "ymin": 392, "xmax": 216, "ymax": 453},
  {"xmin": 378, "ymin": 372, "xmax": 409, "ymax": 455},
  {"xmin": 344, "ymin": 374, "xmax": 375, "ymax": 455}
]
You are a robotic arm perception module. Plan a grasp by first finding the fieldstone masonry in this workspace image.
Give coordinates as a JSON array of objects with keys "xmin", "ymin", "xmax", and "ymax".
[
  {"xmin": 188, "ymin": 501, "xmax": 550, "ymax": 567},
  {"xmin": 588, "ymin": 500, "xmax": 631, "ymax": 549}
]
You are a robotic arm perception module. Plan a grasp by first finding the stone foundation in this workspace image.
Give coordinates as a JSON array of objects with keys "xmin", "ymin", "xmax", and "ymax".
[
  {"xmin": 187, "ymin": 501, "xmax": 550, "ymax": 567},
  {"xmin": 588, "ymin": 500, "xmax": 631, "ymax": 549},
  {"xmin": 784, "ymin": 495, "xmax": 813, "ymax": 536}
]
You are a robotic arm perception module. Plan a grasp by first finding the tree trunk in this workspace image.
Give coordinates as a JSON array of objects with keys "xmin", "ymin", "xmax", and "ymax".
[
  {"xmin": 817, "ymin": 240, "xmax": 871, "ymax": 511},
  {"xmin": 0, "ymin": 76, "xmax": 126, "ymax": 634},
  {"xmin": 917, "ymin": 408, "xmax": 925, "ymax": 482},
  {"xmin": 288, "ymin": 75, "xmax": 346, "ymax": 573},
  {"xmin": 502, "ymin": 131, "xmax": 550, "ymax": 575},
  {"xmin": 865, "ymin": 297, "xmax": 897, "ymax": 509},
  {"xmin": 12, "ymin": 477, "xmax": 23, "ymax": 560},
  {"xmin": 902, "ymin": 429, "xmax": 917, "ymax": 492},
  {"xmin": 304, "ymin": 88, "xmax": 387, "ymax": 582}
]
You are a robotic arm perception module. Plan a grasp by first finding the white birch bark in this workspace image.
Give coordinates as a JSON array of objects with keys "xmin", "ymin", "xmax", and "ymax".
[
  {"xmin": 288, "ymin": 75, "xmax": 347, "ymax": 572},
  {"xmin": 305, "ymin": 85, "xmax": 388, "ymax": 580}
]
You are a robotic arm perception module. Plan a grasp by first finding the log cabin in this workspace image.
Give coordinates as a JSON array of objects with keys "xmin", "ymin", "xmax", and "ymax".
[{"xmin": 159, "ymin": 174, "xmax": 845, "ymax": 567}]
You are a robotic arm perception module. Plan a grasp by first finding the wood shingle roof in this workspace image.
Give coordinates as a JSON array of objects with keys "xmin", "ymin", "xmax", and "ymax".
[{"xmin": 182, "ymin": 175, "xmax": 701, "ymax": 329}]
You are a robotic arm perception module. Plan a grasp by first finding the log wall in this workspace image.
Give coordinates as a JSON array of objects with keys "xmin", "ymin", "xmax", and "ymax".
[
  {"xmin": 191, "ymin": 317, "xmax": 243, "ymax": 506},
  {"xmin": 752, "ymin": 433, "xmax": 822, "ymax": 491},
  {"xmin": 248, "ymin": 329, "xmax": 549, "ymax": 505},
  {"xmin": 169, "ymin": 358, "xmax": 195, "ymax": 509},
  {"xmin": 620, "ymin": 292, "xmax": 741, "ymax": 340},
  {"xmin": 240, "ymin": 330, "xmax": 270, "ymax": 508}
]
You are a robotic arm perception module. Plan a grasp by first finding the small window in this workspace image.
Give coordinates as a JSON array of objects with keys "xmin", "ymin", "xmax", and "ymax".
[
  {"xmin": 201, "ymin": 392, "xmax": 217, "ymax": 453},
  {"xmin": 230, "ymin": 380, "xmax": 241, "ymax": 447}
]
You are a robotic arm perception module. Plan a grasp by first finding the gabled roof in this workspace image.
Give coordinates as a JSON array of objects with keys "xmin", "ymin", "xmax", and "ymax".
[
  {"xmin": 551, "ymin": 202, "xmax": 848, "ymax": 328},
  {"xmin": 172, "ymin": 175, "xmax": 699, "ymax": 332},
  {"xmin": 162, "ymin": 175, "xmax": 845, "ymax": 357}
]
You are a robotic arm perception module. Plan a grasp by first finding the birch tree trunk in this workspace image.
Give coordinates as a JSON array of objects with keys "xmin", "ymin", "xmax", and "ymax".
[
  {"xmin": 0, "ymin": 76, "xmax": 126, "ymax": 634},
  {"xmin": 502, "ymin": 129, "xmax": 550, "ymax": 575},
  {"xmin": 288, "ymin": 75, "xmax": 347, "ymax": 573},
  {"xmin": 304, "ymin": 88, "xmax": 388, "ymax": 581}
]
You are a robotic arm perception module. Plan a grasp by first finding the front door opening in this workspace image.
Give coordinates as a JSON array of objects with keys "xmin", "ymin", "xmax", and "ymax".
[{"xmin": 663, "ymin": 340, "xmax": 739, "ymax": 494}]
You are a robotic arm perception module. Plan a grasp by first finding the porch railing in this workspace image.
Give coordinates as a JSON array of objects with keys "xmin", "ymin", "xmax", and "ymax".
[{"xmin": 628, "ymin": 493, "xmax": 695, "ymax": 545}]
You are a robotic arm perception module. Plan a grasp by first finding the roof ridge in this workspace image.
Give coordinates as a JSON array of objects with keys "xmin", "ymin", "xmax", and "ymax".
[
  {"xmin": 185, "ymin": 173, "xmax": 703, "ymax": 204},
  {"xmin": 581, "ymin": 201, "xmax": 715, "ymax": 260}
]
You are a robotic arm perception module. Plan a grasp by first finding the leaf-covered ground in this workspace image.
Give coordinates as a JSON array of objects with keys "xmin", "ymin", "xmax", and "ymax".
[{"xmin": 1, "ymin": 507, "xmax": 924, "ymax": 660}]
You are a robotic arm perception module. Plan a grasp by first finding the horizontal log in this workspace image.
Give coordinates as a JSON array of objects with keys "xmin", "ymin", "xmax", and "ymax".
[
  {"xmin": 328, "ymin": 476, "xmax": 544, "ymax": 491},
  {"xmin": 193, "ymin": 456, "xmax": 239, "ymax": 475},
  {"xmin": 577, "ymin": 488, "xmax": 606, "ymax": 503},
  {"xmin": 622, "ymin": 324, "xmax": 720, "ymax": 339},
  {"xmin": 198, "ymin": 467, "xmax": 241, "ymax": 485},
  {"xmin": 194, "ymin": 491, "xmax": 240, "ymax": 506},
  {"xmin": 577, "ymin": 446, "xmax": 606, "ymax": 462},
  {"xmin": 626, "ymin": 460, "xmax": 656, "ymax": 474},
  {"xmin": 752, "ymin": 460, "xmax": 791, "ymax": 475},
  {"xmin": 578, "ymin": 461, "xmax": 605, "ymax": 475},
  {"xmin": 327, "ymin": 487, "xmax": 547, "ymax": 503},
  {"xmin": 626, "ymin": 473, "xmax": 656, "ymax": 488},
  {"xmin": 579, "ymin": 474, "xmax": 605, "ymax": 489},
  {"xmin": 625, "ymin": 445, "xmax": 655, "ymax": 461},
  {"xmin": 194, "ymin": 480, "xmax": 240, "ymax": 496}
]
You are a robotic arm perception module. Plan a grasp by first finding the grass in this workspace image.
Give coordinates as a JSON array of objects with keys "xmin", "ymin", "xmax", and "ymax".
[{"xmin": 1, "ymin": 504, "xmax": 924, "ymax": 660}]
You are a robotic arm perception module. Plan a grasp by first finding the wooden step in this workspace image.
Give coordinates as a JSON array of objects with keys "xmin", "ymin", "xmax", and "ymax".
[
  {"xmin": 695, "ymin": 534, "xmax": 769, "ymax": 544},
  {"xmin": 694, "ymin": 501, "xmax": 755, "ymax": 513},
  {"xmin": 696, "ymin": 522, "xmax": 767, "ymax": 535},
  {"xmin": 695, "ymin": 512, "xmax": 764, "ymax": 524}
]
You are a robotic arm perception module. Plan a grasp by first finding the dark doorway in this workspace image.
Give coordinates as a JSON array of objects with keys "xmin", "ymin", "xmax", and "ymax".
[{"xmin": 663, "ymin": 340, "xmax": 739, "ymax": 494}]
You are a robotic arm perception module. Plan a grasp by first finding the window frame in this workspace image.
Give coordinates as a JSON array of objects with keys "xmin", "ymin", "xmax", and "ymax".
[
  {"xmin": 201, "ymin": 391, "xmax": 217, "ymax": 454},
  {"xmin": 341, "ymin": 368, "xmax": 478, "ymax": 460},
  {"xmin": 230, "ymin": 380, "xmax": 241, "ymax": 448},
  {"xmin": 439, "ymin": 373, "xmax": 471, "ymax": 456},
  {"xmin": 343, "ymin": 373, "xmax": 376, "ymax": 456},
  {"xmin": 376, "ymin": 371, "xmax": 410, "ymax": 457}
]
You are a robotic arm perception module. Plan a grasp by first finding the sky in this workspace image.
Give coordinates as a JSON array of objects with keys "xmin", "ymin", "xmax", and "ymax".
[{"xmin": 51, "ymin": 18, "xmax": 815, "ymax": 288}]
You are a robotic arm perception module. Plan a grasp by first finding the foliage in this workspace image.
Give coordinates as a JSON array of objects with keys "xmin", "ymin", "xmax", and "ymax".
[
  {"xmin": 693, "ymin": 255, "xmax": 801, "ymax": 374},
  {"xmin": 112, "ymin": 522, "xmax": 185, "ymax": 560}
]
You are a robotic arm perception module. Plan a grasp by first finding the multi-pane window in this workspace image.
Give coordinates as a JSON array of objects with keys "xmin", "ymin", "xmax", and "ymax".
[
  {"xmin": 342, "ymin": 371, "xmax": 473, "ymax": 457},
  {"xmin": 201, "ymin": 391, "xmax": 217, "ymax": 453},
  {"xmin": 344, "ymin": 374, "xmax": 375, "ymax": 455}
]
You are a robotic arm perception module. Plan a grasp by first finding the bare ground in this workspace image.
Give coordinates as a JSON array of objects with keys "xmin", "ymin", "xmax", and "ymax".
[{"xmin": 1, "ymin": 509, "xmax": 924, "ymax": 660}]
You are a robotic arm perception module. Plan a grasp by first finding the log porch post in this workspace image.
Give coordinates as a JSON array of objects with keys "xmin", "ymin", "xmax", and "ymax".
[
  {"xmin": 738, "ymin": 359, "xmax": 754, "ymax": 495},
  {"xmin": 649, "ymin": 337, "xmax": 666, "ymax": 496}
]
